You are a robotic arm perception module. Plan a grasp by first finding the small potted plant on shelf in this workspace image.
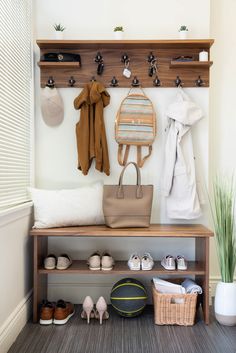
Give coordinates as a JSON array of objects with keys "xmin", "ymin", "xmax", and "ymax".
[
  {"xmin": 113, "ymin": 26, "xmax": 124, "ymax": 40},
  {"xmin": 210, "ymin": 175, "xmax": 236, "ymax": 326},
  {"xmin": 53, "ymin": 23, "xmax": 66, "ymax": 40},
  {"xmin": 178, "ymin": 25, "xmax": 188, "ymax": 39}
]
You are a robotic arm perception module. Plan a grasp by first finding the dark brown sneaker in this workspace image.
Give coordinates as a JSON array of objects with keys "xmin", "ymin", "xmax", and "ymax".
[
  {"xmin": 53, "ymin": 300, "xmax": 75, "ymax": 325},
  {"xmin": 39, "ymin": 300, "xmax": 55, "ymax": 325}
]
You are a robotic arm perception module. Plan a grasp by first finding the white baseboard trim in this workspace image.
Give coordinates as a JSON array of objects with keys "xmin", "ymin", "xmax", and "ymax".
[{"xmin": 0, "ymin": 290, "xmax": 32, "ymax": 353}]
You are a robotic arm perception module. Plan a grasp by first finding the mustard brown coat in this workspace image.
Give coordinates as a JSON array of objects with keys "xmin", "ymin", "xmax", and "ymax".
[{"xmin": 74, "ymin": 82, "xmax": 110, "ymax": 175}]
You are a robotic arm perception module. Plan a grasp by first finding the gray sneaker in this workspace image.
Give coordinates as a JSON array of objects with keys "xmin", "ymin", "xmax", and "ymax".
[
  {"xmin": 161, "ymin": 255, "xmax": 176, "ymax": 270},
  {"xmin": 176, "ymin": 255, "xmax": 188, "ymax": 270}
]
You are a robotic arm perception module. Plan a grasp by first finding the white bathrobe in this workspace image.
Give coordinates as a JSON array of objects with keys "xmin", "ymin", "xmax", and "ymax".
[{"xmin": 163, "ymin": 89, "xmax": 203, "ymax": 219}]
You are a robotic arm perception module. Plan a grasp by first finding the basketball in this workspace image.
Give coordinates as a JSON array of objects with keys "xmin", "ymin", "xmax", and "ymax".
[{"xmin": 110, "ymin": 278, "xmax": 147, "ymax": 317}]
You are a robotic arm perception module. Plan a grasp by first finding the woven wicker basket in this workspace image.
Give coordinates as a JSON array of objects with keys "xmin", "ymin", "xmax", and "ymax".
[{"xmin": 152, "ymin": 285, "xmax": 198, "ymax": 326}]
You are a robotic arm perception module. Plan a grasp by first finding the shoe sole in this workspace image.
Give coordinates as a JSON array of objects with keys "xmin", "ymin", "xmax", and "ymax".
[
  {"xmin": 142, "ymin": 267, "xmax": 154, "ymax": 271},
  {"xmin": 177, "ymin": 266, "xmax": 187, "ymax": 270},
  {"xmin": 89, "ymin": 267, "xmax": 101, "ymax": 270},
  {"xmin": 101, "ymin": 267, "xmax": 113, "ymax": 271},
  {"xmin": 44, "ymin": 266, "xmax": 56, "ymax": 270},
  {"xmin": 39, "ymin": 319, "xmax": 53, "ymax": 325},
  {"xmin": 53, "ymin": 311, "xmax": 75, "ymax": 325},
  {"xmin": 56, "ymin": 266, "xmax": 71, "ymax": 270}
]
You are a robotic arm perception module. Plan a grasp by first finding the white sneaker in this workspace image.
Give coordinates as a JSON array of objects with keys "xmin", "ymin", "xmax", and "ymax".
[
  {"xmin": 141, "ymin": 253, "xmax": 154, "ymax": 271},
  {"xmin": 176, "ymin": 255, "xmax": 188, "ymax": 270},
  {"xmin": 56, "ymin": 254, "xmax": 72, "ymax": 270},
  {"xmin": 44, "ymin": 254, "xmax": 56, "ymax": 270},
  {"xmin": 88, "ymin": 252, "xmax": 101, "ymax": 270},
  {"xmin": 101, "ymin": 252, "xmax": 114, "ymax": 271},
  {"xmin": 161, "ymin": 255, "xmax": 176, "ymax": 270},
  {"xmin": 128, "ymin": 253, "xmax": 141, "ymax": 270}
]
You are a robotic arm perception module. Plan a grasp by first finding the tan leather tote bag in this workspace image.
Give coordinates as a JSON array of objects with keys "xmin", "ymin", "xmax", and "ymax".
[{"xmin": 103, "ymin": 162, "xmax": 153, "ymax": 228}]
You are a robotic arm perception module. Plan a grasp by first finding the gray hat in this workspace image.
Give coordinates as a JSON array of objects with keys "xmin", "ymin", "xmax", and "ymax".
[{"xmin": 41, "ymin": 87, "xmax": 64, "ymax": 126}]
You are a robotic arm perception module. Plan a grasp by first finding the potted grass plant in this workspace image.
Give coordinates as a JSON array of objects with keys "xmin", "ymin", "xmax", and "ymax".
[{"xmin": 210, "ymin": 175, "xmax": 236, "ymax": 326}]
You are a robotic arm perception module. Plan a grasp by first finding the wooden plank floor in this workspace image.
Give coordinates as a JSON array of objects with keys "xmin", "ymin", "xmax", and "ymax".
[{"xmin": 8, "ymin": 306, "xmax": 236, "ymax": 353}]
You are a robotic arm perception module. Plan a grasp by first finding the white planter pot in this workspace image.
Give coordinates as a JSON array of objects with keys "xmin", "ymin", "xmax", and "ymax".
[
  {"xmin": 215, "ymin": 282, "xmax": 236, "ymax": 326},
  {"xmin": 114, "ymin": 31, "xmax": 124, "ymax": 40},
  {"xmin": 179, "ymin": 31, "xmax": 188, "ymax": 40},
  {"xmin": 55, "ymin": 31, "xmax": 64, "ymax": 40}
]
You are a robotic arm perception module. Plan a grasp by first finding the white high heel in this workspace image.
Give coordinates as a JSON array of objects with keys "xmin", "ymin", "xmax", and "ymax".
[
  {"xmin": 81, "ymin": 296, "xmax": 95, "ymax": 324},
  {"xmin": 95, "ymin": 296, "xmax": 109, "ymax": 324}
]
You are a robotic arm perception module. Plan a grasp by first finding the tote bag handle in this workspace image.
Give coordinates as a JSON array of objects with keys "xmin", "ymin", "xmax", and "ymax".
[{"xmin": 117, "ymin": 162, "xmax": 143, "ymax": 199}]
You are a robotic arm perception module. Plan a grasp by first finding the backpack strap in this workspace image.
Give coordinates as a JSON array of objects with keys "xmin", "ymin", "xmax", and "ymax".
[
  {"xmin": 118, "ymin": 144, "xmax": 130, "ymax": 166},
  {"xmin": 137, "ymin": 145, "xmax": 152, "ymax": 167}
]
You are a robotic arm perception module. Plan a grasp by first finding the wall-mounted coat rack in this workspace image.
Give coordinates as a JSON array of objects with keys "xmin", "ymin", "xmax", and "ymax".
[{"xmin": 37, "ymin": 39, "xmax": 214, "ymax": 88}]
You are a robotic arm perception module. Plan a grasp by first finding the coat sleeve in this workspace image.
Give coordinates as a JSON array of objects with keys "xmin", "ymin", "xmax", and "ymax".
[{"xmin": 162, "ymin": 122, "xmax": 178, "ymax": 196}]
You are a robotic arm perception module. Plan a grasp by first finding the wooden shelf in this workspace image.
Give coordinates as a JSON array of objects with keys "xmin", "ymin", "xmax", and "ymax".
[
  {"xmin": 170, "ymin": 60, "xmax": 213, "ymax": 68},
  {"xmin": 30, "ymin": 224, "xmax": 214, "ymax": 237},
  {"xmin": 36, "ymin": 39, "xmax": 214, "ymax": 88},
  {"xmin": 37, "ymin": 62, "xmax": 80, "ymax": 69},
  {"xmin": 36, "ymin": 39, "xmax": 214, "ymax": 50},
  {"xmin": 38, "ymin": 260, "xmax": 205, "ymax": 276}
]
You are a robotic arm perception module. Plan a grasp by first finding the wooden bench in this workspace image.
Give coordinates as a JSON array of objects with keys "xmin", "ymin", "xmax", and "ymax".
[{"xmin": 30, "ymin": 224, "xmax": 214, "ymax": 324}]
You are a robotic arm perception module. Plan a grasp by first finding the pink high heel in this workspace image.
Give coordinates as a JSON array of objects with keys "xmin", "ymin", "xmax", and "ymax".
[
  {"xmin": 81, "ymin": 296, "xmax": 95, "ymax": 324},
  {"xmin": 95, "ymin": 296, "xmax": 109, "ymax": 324}
]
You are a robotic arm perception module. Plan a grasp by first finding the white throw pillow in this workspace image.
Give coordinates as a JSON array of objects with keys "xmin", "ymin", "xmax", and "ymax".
[{"xmin": 29, "ymin": 182, "xmax": 105, "ymax": 228}]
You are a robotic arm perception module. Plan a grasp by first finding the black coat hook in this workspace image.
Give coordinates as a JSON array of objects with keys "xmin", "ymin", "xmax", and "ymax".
[
  {"xmin": 175, "ymin": 76, "xmax": 183, "ymax": 87},
  {"xmin": 121, "ymin": 53, "xmax": 129, "ymax": 64},
  {"xmin": 153, "ymin": 76, "xmax": 161, "ymax": 87},
  {"xmin": 148, "ymin": 52, "xmax": 158, "ymax": 77},
  {"xmin": 110, "ymin": 76, "xmax": 119, "ymax": 87},
  {"xmin": 132, "ymin": 76, "xmax": 140, "ymax": 87},
  {"xmin": 148, "ymin": 52, "xmax": 155, "ymax": 63},
  {"xmin": 68, "ymin": 76, "xmax": 76, "ymax": 87},
  {"xmin": 94, "ymin": 52, "xmax": 103, "ymax": 63},
  {"xmin": 94, "ymin": 52, "xmax": 104, "ymax": 75},
  {"xmin": 195, "ymin": 75, "xmax": 205, "ymax": 87},
  {"xmin": 46, "ymin": 76, "xmax": 55, "ymax": 88},
  {"xmin": 90, "ymin": 76, "xmax": 96, "ymax": 82}
]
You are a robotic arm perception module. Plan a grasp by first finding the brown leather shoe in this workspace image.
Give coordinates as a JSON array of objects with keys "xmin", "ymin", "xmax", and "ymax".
[
  {"xmin": 39, "ymin": 300, "xmax": 55, "ymax": 325},
  {"xmin": 53, "ymin": 300, "xmax": 75, "ymax": 325}
]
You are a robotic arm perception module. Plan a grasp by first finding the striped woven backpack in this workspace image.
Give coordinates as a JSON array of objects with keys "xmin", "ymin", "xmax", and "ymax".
[{"xmin": 115, "ymin": 92, "xmax": 156, "ymax": 167}]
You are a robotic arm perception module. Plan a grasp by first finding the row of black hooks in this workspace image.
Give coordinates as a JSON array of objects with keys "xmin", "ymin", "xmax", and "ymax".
[{"xmin": 46, "ymin": 75, "xmax": 205, "ymax": 88}]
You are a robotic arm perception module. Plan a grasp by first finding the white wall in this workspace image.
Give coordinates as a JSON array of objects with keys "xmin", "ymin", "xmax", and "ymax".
[
  {"xmin": 35, "ymin": 0, "xmax": 210, "ymax": 40},
  {"xmin": 0, "ymin": 207, "xmax": 33, "ymax": 353},
  {"xmin": 209, "ymin": 0, "xmax": 236, "ymax": 282},
  {"xmin": 34, "ymin": 0, "xmax": 211, "ymax": 302}
]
